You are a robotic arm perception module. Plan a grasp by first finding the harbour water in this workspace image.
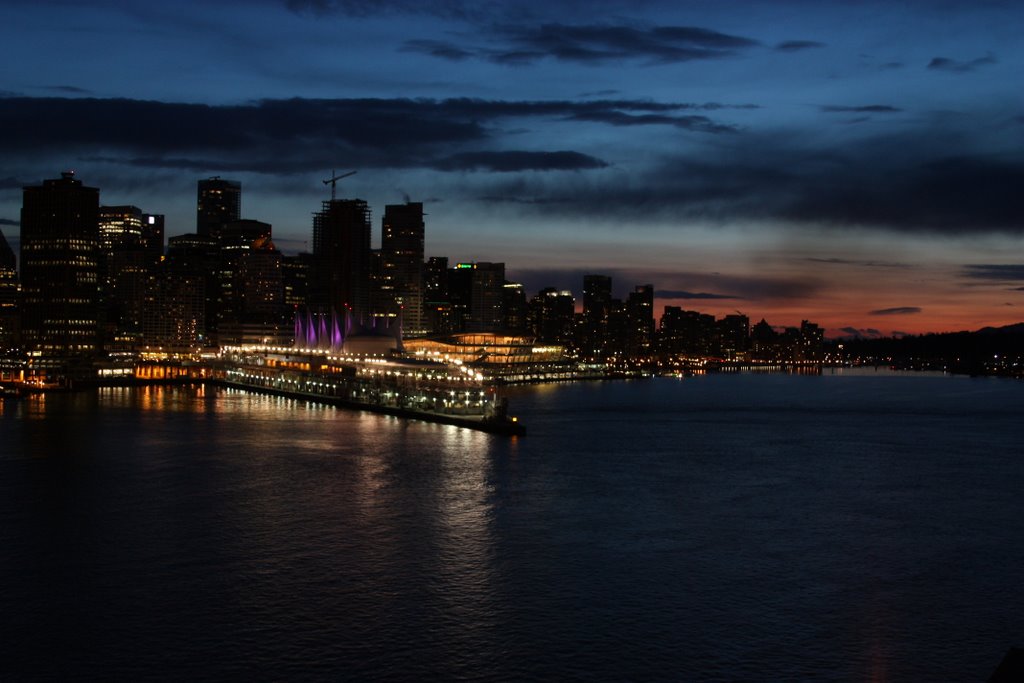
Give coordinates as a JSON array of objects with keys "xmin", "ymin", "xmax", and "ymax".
[{"xmin": 2, "ymin": 370, "xmax": 1023, "ymax": 681}]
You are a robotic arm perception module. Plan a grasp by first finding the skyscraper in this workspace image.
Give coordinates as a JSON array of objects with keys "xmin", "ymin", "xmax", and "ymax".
[
  {"xmin": 141, "ymin": 213, "xmax": 165, "ymax": 262},
  {"xmin": 626, "ymin": 284, "xmax": 654, "ymax": 356},
  {"xmin": 312, "ymin": 198, "xmax": 371, "ymax": 318},
  {"xmin": 216, "ymin": 220, "xmax": 283, "ymax": 345},
  {"xmin": 380, "ymin": 202, "xmax": 425, "ymax": 336},
  {"xmin": 20, "ymin": 171, "xmax": 100, "ymax": 362},
  {"xmin": 468, "ymin": 262, "xmax": 505, "ymax": 332},
  {"xmin": 528, "ymin": 287, "xmax": 575, "ymax": 344},
  {"xmin": 423, "ymin": 256, "xmax": 451, "ymax": 334},
  {"xmin": 582, "ymin": 274, "xmax": 612, "ymax": 358},
  {"xmin": 98, "ymin": 205, "xmax": 146, "ymax": 348},
  {"xmin": 197, "ymin": 177, "xmax": 241, "ymax": 238},
  {"xmin": 0, "ymin": 227, "xmax": 17, "ymax": 349}
]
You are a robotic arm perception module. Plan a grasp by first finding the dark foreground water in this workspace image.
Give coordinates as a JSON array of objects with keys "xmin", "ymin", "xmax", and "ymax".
[{"xmin": 2, "ymin": 371, "xmax": 1023, "ymax": 681}]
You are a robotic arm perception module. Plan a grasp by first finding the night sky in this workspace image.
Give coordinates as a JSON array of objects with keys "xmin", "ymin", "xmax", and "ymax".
[{"xmin": 1, "ymin": 0, "xmax": 1022, "ymax": 336}]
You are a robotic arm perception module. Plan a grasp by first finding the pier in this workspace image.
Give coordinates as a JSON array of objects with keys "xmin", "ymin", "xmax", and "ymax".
[
  {"xmin": 216, "ymin": 346, "xmax": 525, "ymax": 435},
  {"xmin": 1, "ymin": 348, "xmax": 526, "ymax": 436}
]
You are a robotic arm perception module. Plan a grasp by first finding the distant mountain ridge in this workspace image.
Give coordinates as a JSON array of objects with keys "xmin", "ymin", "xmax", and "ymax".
[{"xmin": 839, "ymin": 322, "xmax": 1024, "ymax": 376}]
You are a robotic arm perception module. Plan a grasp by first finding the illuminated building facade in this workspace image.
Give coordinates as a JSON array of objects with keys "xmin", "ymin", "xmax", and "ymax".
[
  {"xmin": 20, "ymin": 172, "xmax": 100, "ymax": 362},
  {"xmin": 403, "ymin": 332, "xmax": 563, "ymax": 368}
]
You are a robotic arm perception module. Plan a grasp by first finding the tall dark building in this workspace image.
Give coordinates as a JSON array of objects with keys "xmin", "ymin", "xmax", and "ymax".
[
  {"xmin": 423, "ymin": 256, "xmax": 451, "ymax": 334},
  {"xmin": 98, "ymin": 205, "xmax": 147, "ymax": 349},
  {"xmin": 143, "ymin": 259, "xmax": 204, "ymax": 355},
  {"xmin": 468, "ymin": 262, "xmax": 505, "ymax": 332},
  {"xmin": 660, "ymin": 307, "xmax": 716, "ymax": 356},
  {"xmin": 626, "ymin": 284, "xmax": 655, "ymax": 356},
  {"xmin": 165, "ymin": 233, "xmax": 218, "ymax": 345},
  {"xmin": 282, "ymin": 253, "xmax": 312, "ymax": 311},
  {"xmin": 528, "ymin": 287, "xmax": 575, "ymax": 344},
  {"xmin": 141, "ymin": 213, "xmax": 165, "ymax": 262},
  {"xmin": 0, "ymin": 229, "xmax": 14, "ymax": 272},
  {"xmin": 381, "ymin": 202, "xmax": 425, "ymax": 335},
  {"xmin": 502, "ymin": 282, "xmax": 528, "ymax": 333},
  {"xmin": 197, "ymin": 177, "xmax": 241, "ymax": 238},
  {"xmin": 750, "ymin": 318, "xmax": 778, "ymax": 359},
  {"xmin": 216, "ymin": 229, "xmax": 284, "ymax": 346},
  {"xmin": 582, "ymin": 274, "xmax": 613, "ymax": 358},
  {"xmin": 718, "ymin": 313, "xmax": 750, "ymax": 359},
  {"xmin": 583, "ymin": 275, "xmax": 612, "ymax": 323},
  {"xmin": 0, "ymin": 227, "xmax": 18, "ymax": 349},
  {"xmin": 312, "ymin": 199, "xmax": 371, "ymax": 318},
  {"xmin": 797, "ymin": 320, "xmax": 824, "ymax": 361},
  {"xmin": 20, "ymin": 172, "xmax": 100, "ymax": 362}
]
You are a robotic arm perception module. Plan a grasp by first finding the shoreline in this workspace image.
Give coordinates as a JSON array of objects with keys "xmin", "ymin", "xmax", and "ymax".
[{"xmin": 1, "ymin": 376, "xmax": 526, "ymax": 436}]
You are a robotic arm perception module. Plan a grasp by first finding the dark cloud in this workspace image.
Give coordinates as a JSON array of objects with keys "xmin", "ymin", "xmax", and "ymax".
[
  {"xmin": 566, "ymin": 110, "xmax": 738, "ymax": 133},
  {"xmin": 476, "ymin": 130, "xmax": 1024, "ymax": 234},
  {"xmin": 805, "ymin": 257, "xmax": 909, "ymax": 268},
  {"xmin": 0, "ymin": 218, "xmax": 18, "ymax": 226},
  {"xmin": 927, "ymin": 55, "xmax": 997, "ymax": 72},
  {"xmin": 652, "ymin": 272, "xmax": 820, "ymax": 301},
  {"xmin": 962, "ymin": 264, "xmax": 1024, "ymax": 281},
  {"xmin": 0, "ymin": 95, "xmax": 739, "ymax": 175},
  {"xmin": 820, "ymin": 105, "xmax": 902, "ymax": 113},
  {"xmin": 5, "ymin": 95, "xmax": 1022, "ymax": 238},
  {"xmin": 656, "ymin": 290, "xmax": 741, "ymax": 300},
  {"xmin": 838, "ymin": 327, "xmax": 884, "ymax": 338},
  {"xmin": 782, "ymin": 153, "xmax": 1024, "ymax": 233},
  {"xmin": 43, "ymin": 85, "xmax": 92, "ymax": 94},
  {"xmin": 577, "ymin": 89, "xmax": 620, "ymax": 98},
  {"xmin": 0, "ymin": 96, "xmax": 484, "ymax": 160},
  {"xmin": 505, "ymin": 267, "xmax": 817, "ymax": 302},
  {"xmin": 869, "ymin": 306, "xmax": 922, "ymax": 316},
  {"xmin": 431, "ymin": 150, "xmax": 607, "ymax": 172},
  {"xmin": 402, "ymin": 40, "xmax": 476, "ymax": 61},
  {"xmin": 405, "ymin": 23, "xmax": 759, "ymax": 65},
  {"xmin": 776, "ymin": 40, "xmax": 824, "ymax": 52},
  {"xmin": 284, "ymin": 0, "xmax": 502, "ymax": 20}
]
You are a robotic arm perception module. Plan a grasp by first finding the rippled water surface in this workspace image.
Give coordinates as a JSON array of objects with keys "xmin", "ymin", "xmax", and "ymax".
[{"xmin": 2, "ymin": 371, "xmax": 1023, "ymax": 681}]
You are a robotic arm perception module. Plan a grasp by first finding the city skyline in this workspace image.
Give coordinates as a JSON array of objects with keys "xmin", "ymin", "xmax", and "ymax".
[{"xmin": 1, "ymin": 0, "xmax": 1022, "ymax": 337}]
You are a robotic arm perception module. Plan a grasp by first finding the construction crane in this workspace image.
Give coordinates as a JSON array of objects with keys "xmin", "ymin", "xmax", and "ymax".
[{"xmin": 323, "ymin": 170, "xmax": 357, "ymax": 201}]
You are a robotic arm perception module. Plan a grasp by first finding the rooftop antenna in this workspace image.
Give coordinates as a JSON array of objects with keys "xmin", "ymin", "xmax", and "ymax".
[{"xmin": 323, "ymin": 170, "xmax": 357, "ymax": 202}]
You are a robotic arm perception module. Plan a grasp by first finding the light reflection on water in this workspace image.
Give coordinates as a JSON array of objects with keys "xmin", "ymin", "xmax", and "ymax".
[{"xmin": 2, "ymin": 375, "xmax": 1023, "ymax": 681}]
